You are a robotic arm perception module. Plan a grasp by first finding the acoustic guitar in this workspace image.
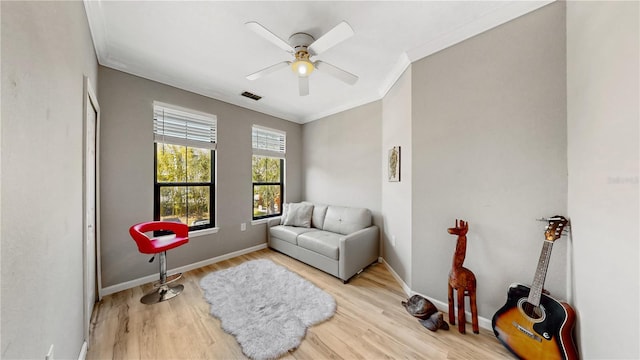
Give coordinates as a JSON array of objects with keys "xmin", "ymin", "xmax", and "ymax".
[{"xmin": 492, "ymin": 216, "xmax": 579, "ymax": 360}]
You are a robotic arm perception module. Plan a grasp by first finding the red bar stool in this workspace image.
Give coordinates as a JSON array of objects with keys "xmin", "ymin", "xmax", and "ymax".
[{"xmin": 129, "ymin": 221, "xmax": 189, "ymax": 304}]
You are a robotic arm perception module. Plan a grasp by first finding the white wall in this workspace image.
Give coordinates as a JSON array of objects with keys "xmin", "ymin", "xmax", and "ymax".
[
  {"xmin": 381, "ymin": 67, "xmax": 412, "ymax": 286},
  {"xmin": 567, "ymin": 1, "xmax": 639, "ymax": 358},
  {"xmin": 1, "ymin": 2, "xmax": 98, "ymax": 358},
  {"xmin": 98, "ymin": 67, "xmax": 302, "ymax": 288},
  {"xmin": 410, "ymin": 2, "xmax": 567, "ymax": 320},
  {"xmin": 302, "ymin": 101, "xmax": 382, "ymax": 224}
]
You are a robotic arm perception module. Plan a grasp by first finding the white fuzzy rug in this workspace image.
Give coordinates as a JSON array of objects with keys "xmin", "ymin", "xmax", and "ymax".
[{"xmin": 200, "ymin": 259, "xmax": 336, "ymax": 360}]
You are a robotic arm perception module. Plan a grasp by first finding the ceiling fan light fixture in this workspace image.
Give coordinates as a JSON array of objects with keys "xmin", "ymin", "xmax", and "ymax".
[
  {"xmin": 292, "ymin": 59, "xmax": 314, "ymax": 77},
  {"xmin": 291, "ymin": 50, "xmax": 314, "ymax": 77}
]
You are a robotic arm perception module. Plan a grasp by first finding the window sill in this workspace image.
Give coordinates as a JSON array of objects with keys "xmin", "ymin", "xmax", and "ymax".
[
  {"xmin": 251, "ymin": 217, "xmax": 280, "ymax": 226},
  {"xmin": 190, "ymin": 227, "xmax": 219, "ymax": 238},
  {"xmin": 154, "ymin": 227, "xmax": 218, "ymax": 242}
]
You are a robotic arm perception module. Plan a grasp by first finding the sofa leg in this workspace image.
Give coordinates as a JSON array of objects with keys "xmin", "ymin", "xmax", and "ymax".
[{"xmin": 342, "ymin": 279, "xmax": 349, "ymax": 284}]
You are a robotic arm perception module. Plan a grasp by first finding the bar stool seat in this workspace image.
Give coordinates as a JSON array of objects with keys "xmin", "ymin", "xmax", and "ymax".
[{"xmin": 129, "ymin": 221, "xmax": 189, "ymax": 304}]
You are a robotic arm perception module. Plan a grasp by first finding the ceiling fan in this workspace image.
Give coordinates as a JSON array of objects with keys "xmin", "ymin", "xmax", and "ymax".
[{"xmin": 245, "ymin": 21, "xmax": 359, "ymax": 96}]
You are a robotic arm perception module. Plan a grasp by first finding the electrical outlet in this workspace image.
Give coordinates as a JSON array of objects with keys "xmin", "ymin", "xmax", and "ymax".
[
  {"xmin": 240, "ymin": 223, "xmax": 246, "ymax": 231},
  {"xmin": 45, "ymin": 344, "xmax": 54, "ymax": 360}
]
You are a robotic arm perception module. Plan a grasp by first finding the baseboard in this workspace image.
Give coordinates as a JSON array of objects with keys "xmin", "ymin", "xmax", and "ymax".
[
  {"xmin": 78, "ymin": 341, "xmax": 87, "ymax": 360},
  {"xmin": 379, "ymin": 257, "xmax": 411, "ymax": 296},
  {"xmin": 100, "ymin": 243, "xmax": 268, "ymax": 297},
  {"xmin": 381, "ymin": 258, "xmax": 493, "ymax": 331}
]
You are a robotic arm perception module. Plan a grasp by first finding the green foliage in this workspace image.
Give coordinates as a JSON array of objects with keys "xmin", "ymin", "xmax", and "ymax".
[
  {"xmin": 156, "ymin": 143, "xmax": 211, "ymax": 224},
  {"xmin": 252, "ymin": 156, "xmax": 282, "ymax": 216},
  {"xmin": 252, "ymin": 156, "xmax": 281, "ymax": 182}
]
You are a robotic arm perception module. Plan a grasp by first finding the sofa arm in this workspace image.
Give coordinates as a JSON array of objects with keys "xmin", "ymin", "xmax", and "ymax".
[
  {"xmin": 267, "ymin": 217, "xmax": 281, "ymax": 228},
  {"xmin": 339, "ymin": 226, "xmax": 379, "ymax": 281},
  {"xmin": 266, "ymin": 217, "xmax": 281, "ymax": 246}
]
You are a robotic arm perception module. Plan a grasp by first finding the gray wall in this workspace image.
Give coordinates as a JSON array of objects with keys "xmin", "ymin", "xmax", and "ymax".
[
  {"xmin": 381, "ymin": 68, "xmax": 412, "ymax": 286},
  {"xmin": 302, "ymin": 101, "xmax": 382, "ymax": 226},
  {"xmin": 98, "ymin": 67, "xmax": 302, "ymax": 288},
  {"xmin": 410, "ymin": 2, "xmax": 567, "ymax": 320},
  {"xmin": 1, "ymin": 2, "xmax": 98, "ymax": 359},
  {"xmin": 3, "ymin": 2, "xmax": 637, "ymax": 359},
  {"xmin": 567, "ymin": 1, "xmax": 639, "ymax": 358}
]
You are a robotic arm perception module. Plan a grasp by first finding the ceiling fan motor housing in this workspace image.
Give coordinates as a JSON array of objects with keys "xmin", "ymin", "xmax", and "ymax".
[
  {"xmin": 289, "ymin": 33, "xmax": 315, "ymax": 77},
  {"xmin": 288, "ymin": 32, "xmax": 315, "ymax": 51}
]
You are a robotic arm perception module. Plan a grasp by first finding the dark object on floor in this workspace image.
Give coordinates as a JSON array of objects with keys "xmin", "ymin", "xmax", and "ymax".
[
  {"xmin": 419, "ymin": 312, "xmax": 450, "ymax": 332},
  {"xmin": 402, "ymin": 295, "xmax": 449, "ymax": 332},
  {"xmin": 447, "ymin": 219, "xmax": 479, "ymax": 334},
  {"xmin": 402, "ymin": 294, "xmax": 437, "ymax": 319}
]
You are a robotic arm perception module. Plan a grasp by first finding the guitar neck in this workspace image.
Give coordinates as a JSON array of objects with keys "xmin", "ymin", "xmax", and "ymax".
[{"xmin": 527, "ymin": 240, "xmax": 554, "ymax": 306}]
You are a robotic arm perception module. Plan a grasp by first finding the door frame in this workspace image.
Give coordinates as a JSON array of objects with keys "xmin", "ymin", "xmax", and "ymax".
[{"xmin": 82, "ymin": 75, "xmax": 101, "ymax": 344}]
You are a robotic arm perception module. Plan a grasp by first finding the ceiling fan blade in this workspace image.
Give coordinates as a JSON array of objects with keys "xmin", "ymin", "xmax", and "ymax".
[
  {"xmin": 246, "ymin": 61, "xmax": 291, "ymax": 81},
  {"xmin": 315, "ymin": 61, "xmax": 358, "ymax": 85},
  {"xmin": 299, "ymin": 76, "xmax": 309, "ymax": 96},
  {"xmin": 308, "ymin": 21, "xmax": 354, "ymax": 56},
  {"xmin": 246, "ymin": 21, "xmax": 294, "ymax": 54}
]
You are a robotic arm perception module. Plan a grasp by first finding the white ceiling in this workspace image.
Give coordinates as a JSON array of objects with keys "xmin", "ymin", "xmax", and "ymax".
[{"xmin": 84, "ymin": 1, "xmax": 552, "ymax": 123}]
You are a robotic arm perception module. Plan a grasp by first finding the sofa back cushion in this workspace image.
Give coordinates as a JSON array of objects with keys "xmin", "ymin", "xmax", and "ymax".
[
  {"xmin": 280, "ymin": 203, "xmax": 289, "ymax": 225},
  {"xmin": 322, "ymin": 206, "xmax": 372, "ymax": 235},
  {"xmin": 282, "ymin": 202, "xmax": 313, "ymax": 228},
  {"xmin": 302, "ymin": 202, "xmax": 328, "ymax": 229}
]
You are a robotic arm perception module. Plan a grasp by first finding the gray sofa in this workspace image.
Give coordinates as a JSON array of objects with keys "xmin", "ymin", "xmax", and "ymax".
[{"xmin": 267, "ymin": 202, "xmax": 379, "ymax": 283}]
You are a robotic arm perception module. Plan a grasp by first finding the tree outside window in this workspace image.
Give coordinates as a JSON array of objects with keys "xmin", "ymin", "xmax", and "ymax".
[
  {"xmin": 155, "ymin": 143, "xmax": 214, "ymax": 230},
  {"xmin": 252, "ymin": 156, "xmax": 283, "ymax": 219}
]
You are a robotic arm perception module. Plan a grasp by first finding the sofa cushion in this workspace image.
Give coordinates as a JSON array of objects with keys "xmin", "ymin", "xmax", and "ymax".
[
  {"xmin": 297, "ymin": 231, "xmax": 341, "ymax": 260},
  {"xmin": 283, "ymin": 203, "xmax": 313, "ymax": 228},
  {"xmin": 303, "ymin": 202, "xmax": 328, "ymax": 229},
  {"xmin": 279, "ymin": 203, "xmax": 289, "ymax": 225},
  {"xmin": 322, "ymin": 206, "xmax": 372, "ymax": 235},
  {"xmin": 269, "ymin": 225, "xmax": 316, "ymax": 245}
]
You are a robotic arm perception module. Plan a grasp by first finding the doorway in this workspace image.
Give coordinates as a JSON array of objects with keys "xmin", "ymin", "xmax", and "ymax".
[{"xmin": 83, "ymin": 76, "xmax": 101, "ymax": 346}]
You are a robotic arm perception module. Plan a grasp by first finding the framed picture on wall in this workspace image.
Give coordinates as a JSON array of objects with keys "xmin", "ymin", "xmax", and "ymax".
[{"xmin": 388, "ymin": 146, "xmax": 400, "ymax": 182}]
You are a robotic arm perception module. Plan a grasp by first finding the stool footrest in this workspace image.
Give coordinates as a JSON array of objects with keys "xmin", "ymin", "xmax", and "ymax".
[
  {"xmin": 141, "ymin": 284, "xmax": 184, "ymax": 304},
  {"xmin": 153, "ymin": 273, "xmax": 183, "ymax": 288}
]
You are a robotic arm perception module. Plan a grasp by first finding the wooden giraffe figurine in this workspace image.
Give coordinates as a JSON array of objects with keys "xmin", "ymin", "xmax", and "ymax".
[{"xmin": 447, "ymin": 219, "xmax": 479, "ymax": 334}]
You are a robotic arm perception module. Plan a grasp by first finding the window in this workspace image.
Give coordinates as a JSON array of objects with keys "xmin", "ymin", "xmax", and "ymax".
[
  {"xmin": 252, "ymin": 126, "xmax": 285, "ymax": 220},
  {"xmin": 153, "ymin": 103, "xmax": 216, "ymax": 231}
]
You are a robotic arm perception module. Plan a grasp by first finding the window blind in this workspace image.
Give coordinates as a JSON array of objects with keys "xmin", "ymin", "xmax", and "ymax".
[
  {"xmin": 153, "ymin": 104, "xmax": 217, "ymax": 150},
  {"xmin": 252, "ymin": 125, "xmax": 286, "ymax": 157}
]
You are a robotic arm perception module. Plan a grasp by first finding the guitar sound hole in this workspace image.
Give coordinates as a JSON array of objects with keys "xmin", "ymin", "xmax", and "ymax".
[{"xmin": 521, "ymin": 301, "xmax": 543, "ymax": 320}]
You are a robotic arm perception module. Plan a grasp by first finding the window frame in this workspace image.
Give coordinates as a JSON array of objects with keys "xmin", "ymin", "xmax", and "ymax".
[
  {"xmin": 153, "ymin": 143, "xmax": 216, "ymax": 231},
  {"xmin": 251, "ymin": 125, "xmax": 286, "ymax": 221},
  {"xmin": 252, "ymin": 156, "xmax": 284, "ymax": 221},
  {"xmin": 153, "ymin": 102, "xmax": 217, "ymax": 231}
]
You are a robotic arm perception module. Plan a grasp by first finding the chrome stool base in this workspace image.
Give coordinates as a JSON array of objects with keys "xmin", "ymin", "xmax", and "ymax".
[
  {"xmin": 141, "ymin": 284, "xmax": 184, "ymax": 304},
  {"xmin": 140, "ymin": 251, "xmax": 185, "ymax": 305},
  {"xmin": 152, "ymin": 273, "xmax": 183, "ymax": 288}
]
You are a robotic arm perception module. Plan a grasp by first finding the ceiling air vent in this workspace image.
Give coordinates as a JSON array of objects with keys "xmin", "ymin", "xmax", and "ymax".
[{"xmin": 241, "ymin": 91, "xmax": 262, "ymax": 101}]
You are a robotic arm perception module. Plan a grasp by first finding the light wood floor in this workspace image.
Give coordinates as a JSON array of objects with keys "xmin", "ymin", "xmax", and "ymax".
[{"xmin": 87, "ymin": 248, "xmax": 513, "ymax": 359}]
